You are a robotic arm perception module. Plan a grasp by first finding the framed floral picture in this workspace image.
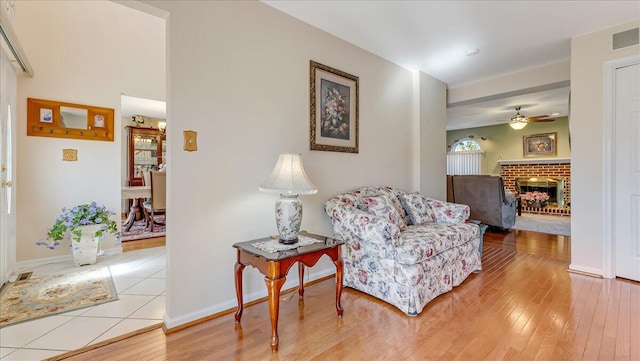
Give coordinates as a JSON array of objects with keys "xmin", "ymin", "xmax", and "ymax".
[
  {"xmin": 310, "ymin": 61, "xmax": 359, "ymax": 153},
  {"xmin": 523, "ymin": 132, "xmax": 557, "ymax": 157}
]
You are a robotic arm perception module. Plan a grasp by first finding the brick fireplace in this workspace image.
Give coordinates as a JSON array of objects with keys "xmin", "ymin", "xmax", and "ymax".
[{"xmin": 499, "ymin": 159, "xmax": 571, "ymax": 216}]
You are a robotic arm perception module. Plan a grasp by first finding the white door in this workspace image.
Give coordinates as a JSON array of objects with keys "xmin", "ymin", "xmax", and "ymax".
[
  {"xmin": 0, "ymin": 49, "xmax": 17, "ymax": 286},
  {"xmin": 615, "ymin": 62, "xmax": 640, "ymax": 281}
]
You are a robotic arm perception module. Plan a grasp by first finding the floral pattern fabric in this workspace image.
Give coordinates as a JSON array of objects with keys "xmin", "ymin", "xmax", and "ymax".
[
  {"xmin": 399, "ymin": 192, "xmax": 436, "ymax": 225},
  {"xmin": 425, "ymin": 198, "xmax": 470, "ymax": 224},
  {"xmin": 360, "ymin": 195, "xmax": 407, "ymax": 231},
  {"xmin": 324, "ymin": 186, "xmax": 481, "ymax": 316}
]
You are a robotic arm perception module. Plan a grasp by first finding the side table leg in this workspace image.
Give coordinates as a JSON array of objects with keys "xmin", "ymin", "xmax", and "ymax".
[
  {"xmin": 265, "ymin": 276, "xmax": 286, "ymax": 352},
  {"xmin": 298, "ymin": 263, "xmax": 305, "ymax": 298},
  {"xmin": 234, "ymin": 262, "xmax": 245, "ymax": 322},
  {"xmin": 333, "ymin": 259, "xmax": 344, "ymax": 317}
]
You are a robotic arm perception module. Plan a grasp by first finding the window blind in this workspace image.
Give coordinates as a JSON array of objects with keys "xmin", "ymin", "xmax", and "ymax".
[{"xmin": 447, "ymin": 151, "xmax": 483, "ymax": 175}]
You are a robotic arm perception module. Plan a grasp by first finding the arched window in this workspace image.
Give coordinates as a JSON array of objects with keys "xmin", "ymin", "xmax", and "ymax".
[
  {"xmin": 447, "ymin": 138, "xmax": 483, "ymax": 175},
  {"xmin": 451, "ymin": 138, "xmax": 482, "ymax": 152}
]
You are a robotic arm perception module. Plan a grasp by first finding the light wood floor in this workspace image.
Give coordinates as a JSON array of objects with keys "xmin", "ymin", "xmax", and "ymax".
[
  {"xmin": 54, "ymin": 229, "xmax": 639, "ymax": 361},
  {"xmin": 122, "ymin": 236, "xmax": 166, "ymax": 252}
]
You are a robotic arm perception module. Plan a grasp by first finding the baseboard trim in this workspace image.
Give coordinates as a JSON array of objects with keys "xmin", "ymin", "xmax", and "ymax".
[
  {"xmin": 568, "ymin": 264, "xmax": 603, "ymax": 278},
  {"xmin": 163, "ymin": 271, "xmax": 336, "ymax": 333}
]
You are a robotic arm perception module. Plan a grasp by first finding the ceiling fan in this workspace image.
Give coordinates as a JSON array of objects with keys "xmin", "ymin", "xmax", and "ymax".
[{"xmin": 504, "ymin": 106, "xmax": 557, "ymax": 129}]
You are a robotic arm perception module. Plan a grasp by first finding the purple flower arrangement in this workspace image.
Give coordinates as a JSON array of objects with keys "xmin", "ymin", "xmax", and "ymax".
[{"xmin": 36, "ymin": 202, "xmax": 119, "ymax": 249}]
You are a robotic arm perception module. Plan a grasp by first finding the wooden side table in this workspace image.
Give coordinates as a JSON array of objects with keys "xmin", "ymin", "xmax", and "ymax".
[{"xmin": 233, "ymin": 232, "xmax": 344, "ymax": 352}]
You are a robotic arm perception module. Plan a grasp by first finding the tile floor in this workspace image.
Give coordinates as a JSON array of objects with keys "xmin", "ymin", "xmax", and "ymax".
[{"xmin": 0, "ymin": 246, "xmax": 166, "ymax": 360}]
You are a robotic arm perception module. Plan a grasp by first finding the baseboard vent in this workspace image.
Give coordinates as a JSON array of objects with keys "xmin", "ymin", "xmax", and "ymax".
[
  {"xmin": 0, "ymin": 272, "xmax": 32, "ymax": 292},
  {"xmin": 16, "ymin": 271, "xmax": 32, "ymax": 281},
  {"xmin": 612, "ymin": 27, "xmax": 639, "ymax": 51}
]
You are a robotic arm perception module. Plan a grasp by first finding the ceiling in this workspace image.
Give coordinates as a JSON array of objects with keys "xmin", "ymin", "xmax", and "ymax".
[
  {"xmin": 447, "ymin": 86, "xmax": 571, "ymax": 130},
  {"xmin": 121, "ymin": 94, "xmax": 166, "ymax": 120},
  {"xmin": 264, "ymin": 1, "xmax": 639, "ymax": 130}
]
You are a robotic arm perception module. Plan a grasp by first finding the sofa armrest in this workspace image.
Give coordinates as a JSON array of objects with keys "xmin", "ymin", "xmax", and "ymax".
[
  {"xmin": 325, "ymin": 203, "xmax": 403, "ymax": 247},
  {"xmin": 425, "ymin": 198, "xmax": 470, "ymax": 224},
  {"xmin": 504, "ymin": 192, "xmax": 516, "ymax": 206}
]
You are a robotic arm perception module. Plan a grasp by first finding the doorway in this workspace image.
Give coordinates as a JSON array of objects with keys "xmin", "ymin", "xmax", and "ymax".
[{"xmin": 120, "ymin": 95, "xmax": 167, "ymax": 251}]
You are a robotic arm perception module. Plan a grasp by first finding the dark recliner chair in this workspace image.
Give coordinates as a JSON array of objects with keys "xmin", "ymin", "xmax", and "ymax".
[{"xmin": 448, "ymin": 175, "xmax": 516, "ymax": 229}]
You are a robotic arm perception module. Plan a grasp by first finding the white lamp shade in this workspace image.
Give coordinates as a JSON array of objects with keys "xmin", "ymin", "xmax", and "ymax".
[
  {"xmin": 509, "ymin": 120, "xmax": 527, "ymax": 130},
  {"xmin": 259, "ymin": 153, "xmax": 318, "ymax": 196}
]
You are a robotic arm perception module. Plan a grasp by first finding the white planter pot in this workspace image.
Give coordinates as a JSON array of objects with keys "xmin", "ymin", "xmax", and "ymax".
[{"xmin": 71, "ymin": 224, "xmax": 102, "ymax": 266}]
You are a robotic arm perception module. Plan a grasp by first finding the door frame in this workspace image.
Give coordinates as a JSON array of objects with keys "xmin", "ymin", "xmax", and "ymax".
[
  {"xmin": 602, "ymin": 53, "xmax": 640, "ymax": 279},
  {"xmin": 0, "ymin": 48, "xmax": 17, "ymax": 286}
]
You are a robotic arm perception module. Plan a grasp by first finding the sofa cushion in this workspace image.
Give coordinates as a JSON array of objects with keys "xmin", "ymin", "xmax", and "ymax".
[
  {"xmin": 394, "ymin": 223, "xmax": 479, "ymax": 265},
  {"xmin": 381, "ymin": 186, "xmax": 410, "ymax": 226},
  {"xmin": 399, "ymin": 192, "xmax": 436, "ymax": 225},
  {"xmin": 354, "ymin": 186, "xmax": 409, "ymax": 227},
  {"xmin": 361, "ymin": 194, "xmax": 406, "ymax": 230},
  {"xmin": 425, "ymin": 198, "xmax": 470, "ymax": 224}
]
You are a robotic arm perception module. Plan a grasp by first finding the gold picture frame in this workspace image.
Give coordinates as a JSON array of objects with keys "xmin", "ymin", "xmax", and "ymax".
[
  {"xmin": 523, "ymin": 132, "xmax": 557, "ymax": 157},
  {"xmin": 309, "ymin": 61, "xmax": 359, "ymax": 153}
]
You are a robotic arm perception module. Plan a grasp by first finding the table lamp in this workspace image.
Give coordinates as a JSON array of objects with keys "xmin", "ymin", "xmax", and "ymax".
[{"xmin": 259, "ymin": 153, "xmax": 317, "ymax": 244}]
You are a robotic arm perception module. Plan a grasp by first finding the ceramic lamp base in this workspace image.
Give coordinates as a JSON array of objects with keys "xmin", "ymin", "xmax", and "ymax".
[
  {"xmin": 275, "ymin": 195, "xmax": 302, "ymax": 244},
  {"xmin": 279, "ymin": 237, "xmax": 299, "ymax": 245}
]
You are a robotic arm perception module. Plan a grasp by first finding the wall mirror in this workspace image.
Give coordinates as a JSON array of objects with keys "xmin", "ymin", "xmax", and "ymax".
[
  {"xmin": 27, "ymin": 98, "xmax": 114, "ymax": 141},
  {"xmin": 60, "ymin": 106, "xmax": 88, "ymax": 129}
]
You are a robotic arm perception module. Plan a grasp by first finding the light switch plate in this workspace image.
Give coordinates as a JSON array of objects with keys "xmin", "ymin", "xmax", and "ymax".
[
  {"xmin": 62, "ymin": 149, "xmax": 78, "ymax": 161},
  {"xmin": 184, "ymin": 130, "xmax": 197, "ymax": 151}
]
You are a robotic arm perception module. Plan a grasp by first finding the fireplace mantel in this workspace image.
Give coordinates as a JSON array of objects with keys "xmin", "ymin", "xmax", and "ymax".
[{"xmin": 498, "ymin": 158, "xmax": 570, "ymax": 165}]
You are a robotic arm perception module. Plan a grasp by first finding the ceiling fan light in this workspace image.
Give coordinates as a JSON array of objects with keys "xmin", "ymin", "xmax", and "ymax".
[
  {"xmin": 511, "ymin": 114, "xmax": 526, "ymax": 122},
  {"xmin": 509, "ymin": 120, "xmax": 527, "ymax": 130}
]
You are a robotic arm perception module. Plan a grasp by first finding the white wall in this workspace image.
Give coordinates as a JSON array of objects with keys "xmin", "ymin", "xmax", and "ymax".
[
  {"xmin": 15, "ymin": 1, "xmax": 165, "ymax": 261},
  {"xmin": 145, "ymin": 0, "xmax": 429, "ymax": 328},
  {"xmin": 417, "ymin": 71, "xmax": 447, "ymax": 199},
  {"xmin": 570, "ymin": 20, "xmax": 640, "ymax": 275}
]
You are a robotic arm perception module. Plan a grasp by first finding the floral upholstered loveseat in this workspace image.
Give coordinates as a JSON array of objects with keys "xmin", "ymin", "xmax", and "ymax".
[{"xmin": 324, "ymin": 186, "xmax": 482, "ymax": 316}]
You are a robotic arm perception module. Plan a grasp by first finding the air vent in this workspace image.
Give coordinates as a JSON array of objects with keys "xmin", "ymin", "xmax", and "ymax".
[
  {"xmin": 612, "ymin": 27, "xmax": 639, "ymax": 51},
  {"xmin": 17, "ymin": 272, "xmax": 32, "ymax": 281}
]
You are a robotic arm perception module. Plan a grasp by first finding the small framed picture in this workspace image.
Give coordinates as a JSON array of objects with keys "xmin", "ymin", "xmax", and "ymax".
[
  {"xmin": 310, "ymin": 61, "xmax": 359, "ymax": 153},
  {"xmin": 523, "ymin": 132, "xmax": 557, "ymax": 157},
  {"xmin": 40, "ymin": 108, "xmax": 53, "ymax": 123},
  {"xmin": 94, "ymin": 114, "xmax": 105, "ymax": 128}
]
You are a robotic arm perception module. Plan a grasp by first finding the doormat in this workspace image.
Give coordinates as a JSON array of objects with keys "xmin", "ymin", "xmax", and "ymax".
[
  {"xmin": 0, "ymin": 267, "xmax": 118, "ymax": 328},
  {"xmin": 121, "ymin": 216, "xmax": 165, "ymax": 242}
]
